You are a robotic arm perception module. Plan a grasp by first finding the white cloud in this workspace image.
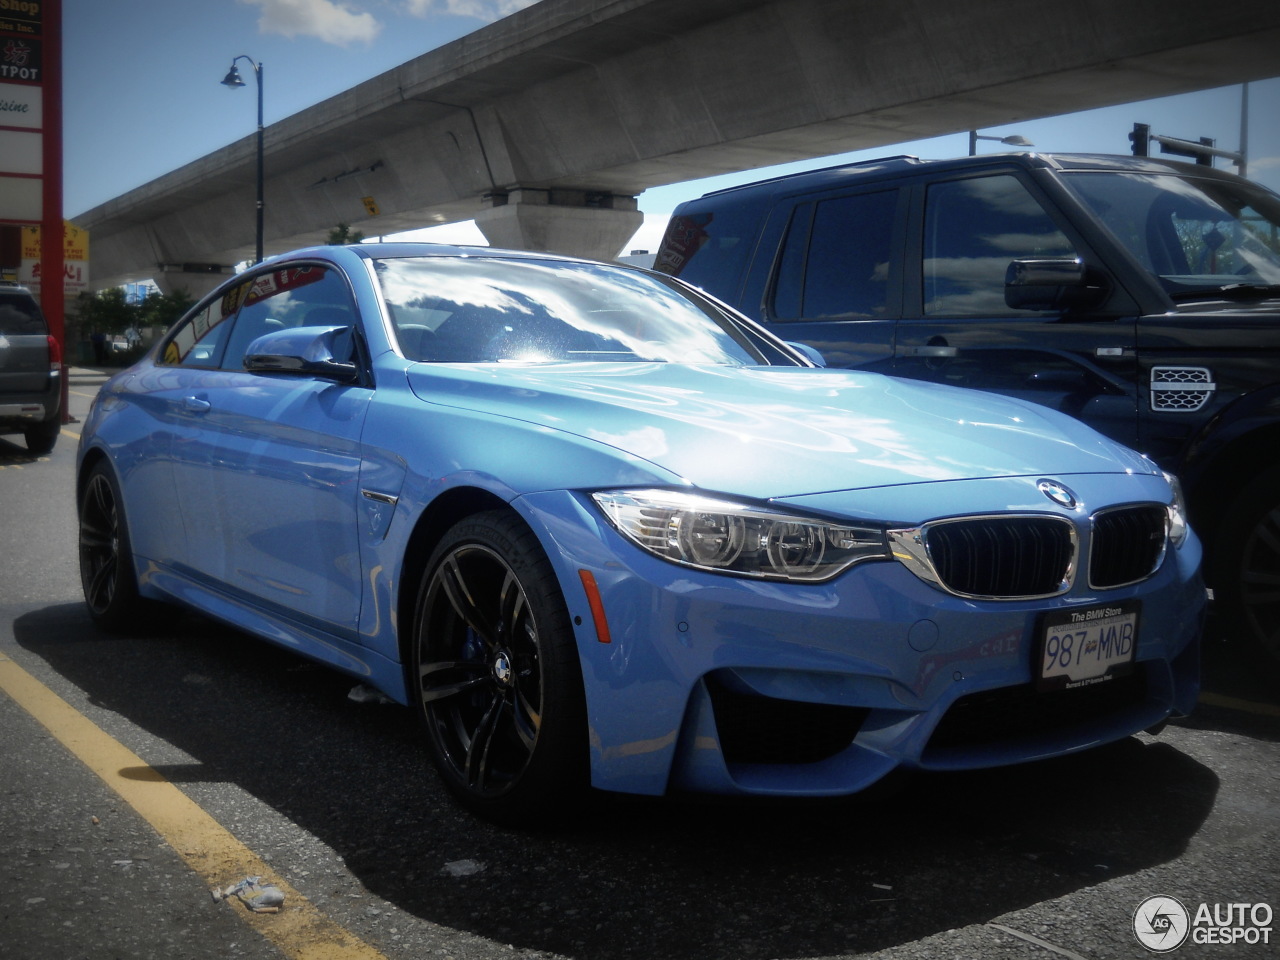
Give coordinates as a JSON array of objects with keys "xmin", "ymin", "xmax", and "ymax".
[
  {"xmin": 403, "ymin": 0, "xmax": 538, "ymax": 21},
  {"xmin": 1248, "ymin": 153, "xmax": 1280, "ymax": 175},
  {"xmin": 240, "ymin": 0, "xmax": 382, "ymax": 46}
]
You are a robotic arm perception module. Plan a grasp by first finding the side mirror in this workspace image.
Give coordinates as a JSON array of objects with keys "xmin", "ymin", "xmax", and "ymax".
[
  {"xmin": 1005, "ymin": 258, "xmax": 1107, "ymax": 312},
  {"xmin": 243, "ymin": 325, "xmax": 361, "ymax": 383}
]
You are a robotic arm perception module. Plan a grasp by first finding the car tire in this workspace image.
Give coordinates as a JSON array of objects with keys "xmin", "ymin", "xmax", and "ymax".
[
  {"xmin": 1213, "ymin": 464, "xmax": 1280, "ymax": 665},
  {"xmin": 78, "ymin": 461, "xmax": 151, "ymax": 632},
  {"xmin": 410, "ymin": 510, "xmax": 588, "ymax": 824},
  {"xmin": 24, "ymin": 417, "xmax": 59, "ymax": 455}
]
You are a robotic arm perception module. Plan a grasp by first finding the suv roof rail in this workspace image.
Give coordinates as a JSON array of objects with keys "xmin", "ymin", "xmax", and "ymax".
[{"xmin": 699, "ymin": 154, "xmax": 925, "ymax": 199}]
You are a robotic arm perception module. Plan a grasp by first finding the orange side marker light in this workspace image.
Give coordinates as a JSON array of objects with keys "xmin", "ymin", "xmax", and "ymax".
[{"xmin": 578, "ymin": 569, "xmax": 613, "ymax": 644}]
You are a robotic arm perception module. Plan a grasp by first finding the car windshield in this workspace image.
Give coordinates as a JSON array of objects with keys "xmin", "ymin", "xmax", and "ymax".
[
  {"xmin": 1062, "ymin": 170, "xmax": 1280, "ymax": 298},
  {"xmin": 374, "ymin": 255, "xmax": 786, "ymax": 365}
]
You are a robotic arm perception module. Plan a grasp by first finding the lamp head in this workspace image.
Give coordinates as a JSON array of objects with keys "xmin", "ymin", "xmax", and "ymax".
[{"xmin": 221, "ymin": 65, "xmax": 246, "ymax": 89}]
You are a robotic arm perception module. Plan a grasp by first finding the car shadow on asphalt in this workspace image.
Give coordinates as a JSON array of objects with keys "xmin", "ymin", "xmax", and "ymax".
[
  {"xmin": 0, "ymin": 438, "xmax": 45, "ymax": 462},
  {"xmin": 15, "ymin": 602, "xmax": 1222, "ymax": 960}
]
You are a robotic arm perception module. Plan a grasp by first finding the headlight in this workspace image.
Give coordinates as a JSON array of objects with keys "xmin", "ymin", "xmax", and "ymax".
[
  {"xmin": 1164, "ymin": 472, "xmax": 1189, "ymax": 548},
  {"xmin": 591, "ymin": 489, "xmax": 890, "ymax": 582}
]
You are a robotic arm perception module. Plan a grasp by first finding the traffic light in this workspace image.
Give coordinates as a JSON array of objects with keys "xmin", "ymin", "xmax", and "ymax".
[{"xmin": 1129, "ymin": 123, "xmax": 1150, "ymax": 157}]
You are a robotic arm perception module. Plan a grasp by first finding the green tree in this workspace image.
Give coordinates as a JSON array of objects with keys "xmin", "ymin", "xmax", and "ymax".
[
  {"xmin": 327, "ymin": 222, "xmax": 366, "ymax": 245},
  {"xmin": 76, "ymin": 287, "xmax": 193, "ymax": 335},
  {"xmin": 136, "ymin": 289, "xmax": 195, "ymax": 329},
  {"xmin": 76, "ymin": 287, "xmax": 134, "ymax": 335}
]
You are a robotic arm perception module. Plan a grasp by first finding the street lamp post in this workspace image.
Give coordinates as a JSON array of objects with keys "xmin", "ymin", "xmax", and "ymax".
[
  {"xmin": 968, "ymin": 131, "xmax": 1034, "ymax": 156},
  {"xmin": 221, "ymin": 56, "xmax": 264, "ymax": 264}
]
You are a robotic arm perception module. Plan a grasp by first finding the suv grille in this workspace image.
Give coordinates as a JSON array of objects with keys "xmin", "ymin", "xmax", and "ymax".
[
  {"xmin": 924, "ymin": 516, "xmax": 1075, "ymax": 598},
  {"xmin": 1090, "ymin": 505, "xmax": 1167, "ymax": 588}
]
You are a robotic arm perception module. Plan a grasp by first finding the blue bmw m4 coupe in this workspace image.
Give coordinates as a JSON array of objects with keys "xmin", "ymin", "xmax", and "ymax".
[{"xmin": 77, "ymin": 243, "xmax": 1203, "ymax": 822}]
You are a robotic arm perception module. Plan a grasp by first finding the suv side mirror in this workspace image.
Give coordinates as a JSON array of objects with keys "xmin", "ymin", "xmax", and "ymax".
[
  {"xmin": 1005, "ymin": 258, "xmax": 1107, "ymax": 312},
  {"xmin": 243, "ymin": 325, "xmax": 361, "ymax": 383}
]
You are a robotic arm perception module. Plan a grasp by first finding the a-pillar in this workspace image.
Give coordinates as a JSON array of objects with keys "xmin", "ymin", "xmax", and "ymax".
[
  {"xmin": 152, "ymin": 263, "xmax": 237, "ymax": 300},
  {"xmin": 474, "ymin": 188, "xmax": 643, "ymax": 262}
]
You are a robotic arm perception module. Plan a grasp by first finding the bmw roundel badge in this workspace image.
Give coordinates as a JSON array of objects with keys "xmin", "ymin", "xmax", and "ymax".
[{"xmin": 1038, "ymin": 479, "xmax": 1079, "ymax": 509}]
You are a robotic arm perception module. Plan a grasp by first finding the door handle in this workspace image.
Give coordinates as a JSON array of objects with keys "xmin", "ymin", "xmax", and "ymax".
[
  {"xmin": 183, "ymin": 396, "xmax": 211, "ymax": 414},
  {"xmin": 901, "ymin": 345, "xmax": 958, "ymax": 358}
]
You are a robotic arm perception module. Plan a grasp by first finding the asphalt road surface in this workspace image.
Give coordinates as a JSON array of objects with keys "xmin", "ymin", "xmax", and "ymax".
[{"xmin": 1, "ymin": 370, "xmax": 1276, "ymax": 960}]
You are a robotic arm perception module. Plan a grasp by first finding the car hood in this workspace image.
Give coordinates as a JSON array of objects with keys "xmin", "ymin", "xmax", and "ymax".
[{"xmin": 405, "ymin": 362, "xmax": 1154, "ymax": 498}]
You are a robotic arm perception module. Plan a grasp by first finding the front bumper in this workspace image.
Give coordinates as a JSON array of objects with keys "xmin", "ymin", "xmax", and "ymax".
[{"xmin": 518, "ymin": 490, "xmax": 1204, "ymax": 798}]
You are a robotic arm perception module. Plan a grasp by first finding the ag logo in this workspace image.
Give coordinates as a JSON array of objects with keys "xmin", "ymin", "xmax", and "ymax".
[{"xmin": 1134, "ymin": 895, "xmax": 1191, "ymax": 952}]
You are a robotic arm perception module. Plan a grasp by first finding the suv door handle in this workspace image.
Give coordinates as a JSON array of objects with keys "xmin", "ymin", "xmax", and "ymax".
[
  {"xmin": 183, "ymin": 396, "xmax": 211, "ymax": 414},
  {"xmin": 901, "ymin": 345, "xmax": 958, "ymax": 358}
]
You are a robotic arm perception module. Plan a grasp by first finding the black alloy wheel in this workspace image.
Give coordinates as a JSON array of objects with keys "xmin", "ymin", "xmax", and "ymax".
[
  {"xmin": 1215, "ymin": 465, "xmax": 1280, "ymax": 666},
  {"xmin": 412, "ymin": 511, "xmax": 586, "ymax": 822},
  {"xmin": 78, "ymin": 462, "xmax": 148, "ymax": 631}
]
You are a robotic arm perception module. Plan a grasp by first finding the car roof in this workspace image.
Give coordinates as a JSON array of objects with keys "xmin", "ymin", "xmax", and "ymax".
[
  {"xmin": 281, "ymin": 241, "xmax": 597, "ymax": 262},
  {"xmin": 255, "ymin": 241, "xmax": 634, "ymax": 272},
  {"xmin": 689, "ymin": 152, "xmax": 1235, "ymax": 202}
]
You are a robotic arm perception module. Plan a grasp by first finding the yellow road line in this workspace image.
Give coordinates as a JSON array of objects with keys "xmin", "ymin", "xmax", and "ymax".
[
  {"xmin": 1198, "ymin": 690, "xmax": 1280, "ymax": 718},
  {"xmin": 0, "ymin": 653, "xmax": 389, "ymax": 960}
]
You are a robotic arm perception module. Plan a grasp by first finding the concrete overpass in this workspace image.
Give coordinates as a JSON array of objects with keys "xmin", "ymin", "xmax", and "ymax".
[{"xmin": 75, "ymin": 0, "xmax": 1280, "ymax": 296}]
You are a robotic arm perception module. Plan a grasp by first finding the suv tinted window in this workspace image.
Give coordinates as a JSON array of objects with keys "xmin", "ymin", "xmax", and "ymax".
[
  {"xmin": 655, "ymin": 204, "xmax": 762, "ymax": 294},
  {"xmin": 0, "ymin": 290, "xmax": 46, "ymax": 335},
  {"xmin": 923, "ymin": 175, "xmax": 1077, "ymax": 316},
  {"xmin": 773, "ymin": 190, "xmax": 896, "ymax": 319}
]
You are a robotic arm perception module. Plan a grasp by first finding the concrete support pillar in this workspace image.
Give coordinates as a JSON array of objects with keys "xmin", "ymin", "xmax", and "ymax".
[
  {"xmin": 474, "ymin": 188, "xmax": 643, "ymax": 262},
  {"xmin": 152, "ymin": 264, "xmax": 236, "ymax": 300}
]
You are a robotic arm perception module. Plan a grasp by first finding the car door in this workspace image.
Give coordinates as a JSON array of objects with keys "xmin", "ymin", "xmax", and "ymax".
[
  {"xmin": 163, "ymin": 263, "xmax": 373, "ymax": 634},
  {"xmin": 109, "ymin": 284, "xmax": 244, "ymax": 571},
  {"xmin": 892, "ymin": 171, "xmax": 1140, "ymax": 448}
]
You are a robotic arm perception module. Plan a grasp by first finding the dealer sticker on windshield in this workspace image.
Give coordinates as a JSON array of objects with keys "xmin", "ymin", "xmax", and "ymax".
[{"xmin": 1037, "ymin": 600, "xmax": 1139, "ymax": 692}]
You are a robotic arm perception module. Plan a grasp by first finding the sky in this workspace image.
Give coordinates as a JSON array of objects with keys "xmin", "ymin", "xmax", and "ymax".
[{"xmin": 63, "ymin": 0, "xmax": 1280, "ymax": 258}]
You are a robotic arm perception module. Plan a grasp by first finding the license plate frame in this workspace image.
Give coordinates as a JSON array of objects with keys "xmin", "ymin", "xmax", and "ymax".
[{"xmin": 1036, "ymin": 600, "xmax": 1140, "ymax": 692}]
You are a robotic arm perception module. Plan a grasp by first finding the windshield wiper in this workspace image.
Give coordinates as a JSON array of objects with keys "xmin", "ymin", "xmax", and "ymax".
[{"xmin": 1169, "ymin": 282, "xmax": 1280, "ymax": 302}]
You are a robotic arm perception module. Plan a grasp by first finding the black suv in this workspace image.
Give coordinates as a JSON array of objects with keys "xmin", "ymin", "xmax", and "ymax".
[
  {"xmin": 0, "ymin": 283, "xmax": 62, "ymax": 454},
  {"xmin": 655, "ymin": 153, "xmax": 1280, "ymax": 662}
]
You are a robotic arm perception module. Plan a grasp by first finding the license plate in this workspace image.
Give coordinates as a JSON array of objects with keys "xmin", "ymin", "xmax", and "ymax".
[{"xmin": 1037, "ymin": 600, "xmax": 1139, "ymax": 691}]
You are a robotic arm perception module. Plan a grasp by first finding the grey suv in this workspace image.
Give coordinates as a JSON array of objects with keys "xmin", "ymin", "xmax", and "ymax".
[{"xmin": 0, "ymin": 283, "xmax": 62, "ymax": 454}]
